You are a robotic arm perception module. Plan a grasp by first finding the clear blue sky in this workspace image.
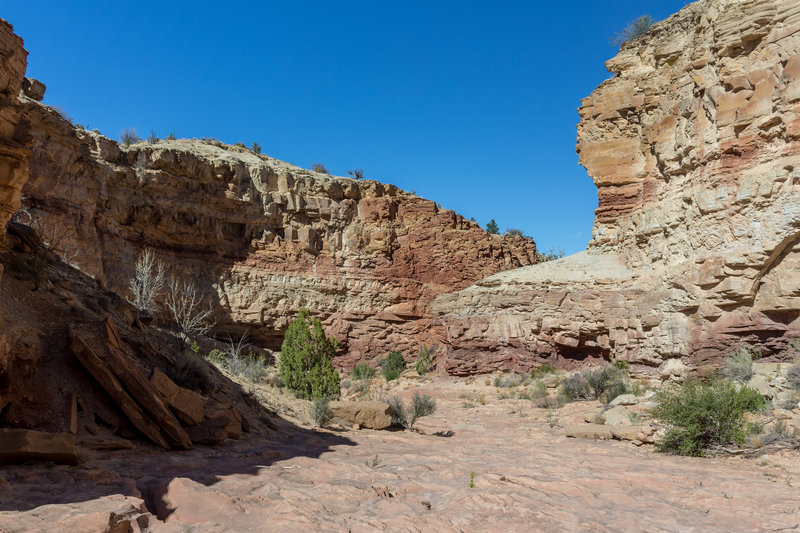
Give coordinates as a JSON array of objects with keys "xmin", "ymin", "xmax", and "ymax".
[{"xmin": 5, "ymin": 1, "xmax": 689, "ymax": 255}]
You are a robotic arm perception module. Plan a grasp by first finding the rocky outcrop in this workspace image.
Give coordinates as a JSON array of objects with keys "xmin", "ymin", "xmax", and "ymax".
[
  {"xmin": 0, "ymin": 19, "xmax": 31, "ymax": 244},
  {"xmin": 20, "ymin": 103, "xmax": 537, "ymax": 364},
  {"xmin": 435, "ymin": 0, "xmax": 800, "ymax": 376}
]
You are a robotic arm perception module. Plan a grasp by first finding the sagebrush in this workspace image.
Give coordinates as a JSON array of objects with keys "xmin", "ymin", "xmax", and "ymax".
[{"xmin": 388, "ymin": 393, "xmax": 436, "ymax": 430}]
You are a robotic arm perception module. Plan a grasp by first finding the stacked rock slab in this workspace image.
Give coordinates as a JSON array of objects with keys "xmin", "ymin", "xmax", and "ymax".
[
  {"xmin": 20, "ymin": 103, "xmax": 537, "ymax": 365},
  {"xmin": 434, "ymin": 0, "xmax": 800, "ymax": 376}
]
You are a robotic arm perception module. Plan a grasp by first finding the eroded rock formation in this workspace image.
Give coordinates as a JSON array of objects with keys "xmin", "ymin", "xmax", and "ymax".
[
  {"xmin": 20, "ymin": 103, "xmax": 537, "ymax": 364},
  {"xmin": 435, "ymin": 0, "xmax": 800, "ymax": 376}
]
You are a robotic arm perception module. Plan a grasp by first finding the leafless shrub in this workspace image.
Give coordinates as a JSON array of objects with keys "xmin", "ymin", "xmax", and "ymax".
[
  {"xmin": 164, "ymin": 276, "xmax": 215, "ymax": 340},
  {"xmin": 128, "ymin": 248, "xmax": 165, "ymax": 313}
]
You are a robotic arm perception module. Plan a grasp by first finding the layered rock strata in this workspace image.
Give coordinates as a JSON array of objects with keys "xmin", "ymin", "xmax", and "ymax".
[
  {"xmin": 20, "ymin": 103, "xmax": 537, "ymax": 364},
  {"xmin": 435, "ymin": 0, "xmax": 800, "ymax": 376}
]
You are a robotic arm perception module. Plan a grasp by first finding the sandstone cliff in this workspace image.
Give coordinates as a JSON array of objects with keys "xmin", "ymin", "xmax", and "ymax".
[
  {"xmin": 435, "ymin": 0, "xmax": 800, "ymax": 377},
  {"xmin": 20, "ymin": 101, "xmax": 537, "ymax": 365}
]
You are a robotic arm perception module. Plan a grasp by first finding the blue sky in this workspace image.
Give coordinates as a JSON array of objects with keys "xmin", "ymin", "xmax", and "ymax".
[{"xmin": 5, "ymin": 1, "xmax": 689, "ymax": 254}]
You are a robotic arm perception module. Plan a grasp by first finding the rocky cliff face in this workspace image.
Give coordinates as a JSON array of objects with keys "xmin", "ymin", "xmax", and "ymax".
[
  {"xmin": 21, "ymin": 105, "xmax": 537, "ymax": 364},
  {"xmin": 0, "ymin": 20, "xmax": 31, "ymax": 244},
  {"xmin": 435, "ymin": 0, "xmax": 800, "ymax": 376}
]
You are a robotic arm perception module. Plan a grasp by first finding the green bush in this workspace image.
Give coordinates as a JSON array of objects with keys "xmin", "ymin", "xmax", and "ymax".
[
  {"xmin": 279, "ymin": 308, "xmax": 341, "ymax": 399},
  {"xmin": 415, "ymin": 346, "xmax": 434, "ymax": 375},
  {"xmin": 583, "ymin": 365, "xmax": 626, "ymax": 400},
  {"xmin": 382, "ymin": 351, "xmax": 406, "ymax": 381},
  {"xmin": 485, "ymin": 219, "xmax": 499, "ymax": 234},
  {"xmin": 651, "ymin": 380, "xmax": 766, "ymax": 456},
  {"xmin": 388, "ymin": 393, "xmax": 436, "ymax": 430}
]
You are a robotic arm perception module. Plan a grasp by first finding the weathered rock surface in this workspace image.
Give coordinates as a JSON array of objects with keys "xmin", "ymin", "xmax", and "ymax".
[
  {"xmin": 329, "ymin": 400, "xmax": 392, "ymax": 429},
  {"xmin": 20, "ymin": 105, "xmax": 536, "ymax": 365},
  {"xmin": 0, "ymin": 19, "xmax": 31, "ymax": 247},
  {"xmin": 435, "ymin": 0, "xmax": 800, "ymax": 376},
  {"xmin": 2, "ymin": 380, "xmax": 797, "ymax": 531},
  {"xmin": 0, "ymin": 428, "xmax": 77, "ymax": 465}
]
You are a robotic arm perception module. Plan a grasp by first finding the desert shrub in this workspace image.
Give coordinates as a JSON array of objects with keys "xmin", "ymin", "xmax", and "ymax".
[
  {"xmin": 388, "ymin": 393, "xmax": 436, "ymax": 430},
  {"xmin": 583, "ymin": 365, "xmax": 626, "ymax": 400},
  {"xmin": 311, "ymin": 396, "xmax": 333, "ymax": 428},
  {"xmin": 485, "ymin": 219, "xmax": 499, "ymax": 234},
  {"xmin": 205, "ymin": 348, "xmax": 224, "ymax": 366},
  {"xmin": 234, "ymin": 142, "xmax": 246, "ymax": 148},
  {"xmin": 348, "ymin": 169, "xmax": 365, "ymax": 179},
  {"xmin": 279, "ymin": 308, "xmax": 340, "ymax": 399},
  {"xmin": 250, "ymin": 142, "xmax": 261, "ymax": 154},
  {"xmin": 536, "ymin": 246, "xmax": 566, "ymax": 262},
  {"xmin": 415, "ymin": 346, "xmax": 434, "ymax": 375},
  {"xmin": 613, "ymin": 359, "xmax": 629, "ymax": 370},
  {"xmin": 560, "ymin": 373, "xmax": 591, "ymax": 402},
  {"xmin": 352, "ymin": 362, "xmax": 376, "ymax": 381},
  {"xmin": 787, "ymin": 361, "xmax": 800, "ymax": 391},
  {"xmin": 120, "ymin": 128, "xmax": 141, "ymax": 146},
  {"xmin": 147, "ymin": 129, "xmax": 159, "ymax": 143},
  {"xmin": 351, "ymin": 362, "xmax": 376, "ymax": 397},
  {"xmin": 723, "ymin": 347, "xmax": 756, "ymax": 382},
  {"xmin": 505, "ymin": 228, "xmax": 524, "ymax": 237},
  {"xmin": 611, "ymin": 15, "xmax": 655, "ymax": 46},
  {"xmin": 494, "ymin": 373, "xmax": 525, "ymax": 388},
  {"xmin": 312, "ymin": 163, "xmax": 329, "ymax": 174},
  {"xmin": 530, "ymin": 363, "xmax": 557, "ymax": 378},
  {"xmin": 605, "ymin": 381, "xmax": 629, "ymax": 405},
  {"xmin": 382, "ymin": 351, "xmax": 406, "ymax": 381},
  {"xmin": 651, "ymin": 379, "xmax": 766, "ymax": 456},
  {"xmin": 530, "ymin": 379, "xmax": 547, "ymax": 398},
  {"xmin": 166, "ymin": 131, "xmax": 176, "ymax": 140},
  {"xmin": 169, "ymin": 349, "xmax": 213, "ymax": 393}
]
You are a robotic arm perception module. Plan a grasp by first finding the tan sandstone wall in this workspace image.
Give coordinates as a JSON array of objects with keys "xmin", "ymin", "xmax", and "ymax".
[
  {"xmin": 20, "ymin": 101, "xmax": 537, "ymax": 365},
  {"xmin": 434, "ymin": 0, "xmax": 800, "ymax": 376}
]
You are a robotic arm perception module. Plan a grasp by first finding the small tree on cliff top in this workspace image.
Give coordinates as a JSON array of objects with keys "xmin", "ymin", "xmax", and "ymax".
[
  {"xmin": 611, "ymin": 15, "xmax": 655, "ymax": 46},
  {"xmin": 279, "ymin": 308, "xmax": 341, "ymax": 400},
  {"xmin": 485, "ymin": 219, "xmax": 499, "ymax": 234}
]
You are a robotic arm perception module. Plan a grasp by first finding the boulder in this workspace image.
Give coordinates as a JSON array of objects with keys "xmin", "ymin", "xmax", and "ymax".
[
  {"xmin": 21, "ymin": 77, "xmax": 45, "ymax": 101},
  {"xmin": 608, "ymin": 394, "xmax": 638, "ymax": 407},
  {"xmin": 150, "ymin": 369, "xmax": 205, "ymax": 426},
  {"xmin": 598, "ymin": 406, "xmax": 633, "ymax": 426},
  {"xmin": 747, "ymin": 375, "xmax": 774, "ymax": 399},
  {"xmin": 329, "ymin": 401, "xmax": 392, "ymax": 430},
  {"xmin": 0, "ymin": 428, "xmax": 77, "ymax": 465},
  {"xmin": 203, "ymin": 409, "xmax": 243, "ymax": 439}
]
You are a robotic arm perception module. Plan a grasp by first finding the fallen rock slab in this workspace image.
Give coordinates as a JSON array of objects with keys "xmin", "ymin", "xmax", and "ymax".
[
  {"xmin": 330, "ymin": 401, "xmax": 392, "ymax": 429},
  {"xmin": 0, "ymin": 428, "xmax": 77, "ymax": 465},
  {"xmin": 151, "ymin": 368, "xmax": 205, "ymax": 425},
  {"xmin": 566, "ymin": 424, "xmax": 655, "ymax": 444}
]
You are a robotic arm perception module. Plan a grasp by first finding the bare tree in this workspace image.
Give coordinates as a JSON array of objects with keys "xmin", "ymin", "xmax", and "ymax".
[
  {"xmin": 128, "ymin": 248, "xmax": 165, "ymax": 313},
  {"xmin": 164, "ymin": 275, "xmax": 215, "ymax": 340}
]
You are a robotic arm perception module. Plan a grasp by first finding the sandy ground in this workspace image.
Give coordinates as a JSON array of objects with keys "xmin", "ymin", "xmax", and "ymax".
[{"xmin": 1, "ymin": 377, "xmax": 800, "ymax": 532}]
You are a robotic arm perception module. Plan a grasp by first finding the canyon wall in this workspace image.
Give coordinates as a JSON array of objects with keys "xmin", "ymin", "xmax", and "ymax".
[
  {"xmin": 20, "ymin": 101, "xmax": 537, "ymax": 365},
  {"xmin": 435, "ymin": 0, "xmax": 800, "ymax": 377}
]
